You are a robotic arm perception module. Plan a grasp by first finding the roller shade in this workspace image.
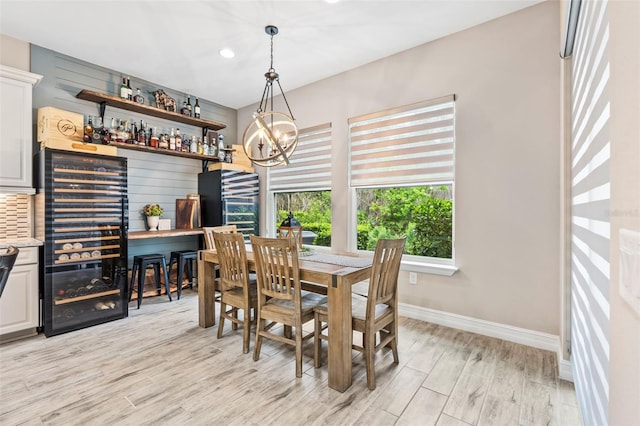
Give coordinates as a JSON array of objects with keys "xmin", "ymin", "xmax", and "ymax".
[
  {"xmin": 349, "ymin": 95, "xmax": 455, "ymax": 187},
  {"xmin": 268, "ymin": 123, "xmax": 332, "ymax": 192},
  {"xmin": 569, "ymin": 1, "xmax": 610, "ymax": 425}
]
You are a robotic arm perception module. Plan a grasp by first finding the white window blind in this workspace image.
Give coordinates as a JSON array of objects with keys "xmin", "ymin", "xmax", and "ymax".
[
  {"xmin": 348, "ymin": 95, "xmax": 455, "ymax": 187},
  {"xmin": 268, "ymin": 123, "xmax": 332, "ymax": 192},
  {"xmin": 569, "ymin": 1, "xmax": 611, "ymax": 425}
]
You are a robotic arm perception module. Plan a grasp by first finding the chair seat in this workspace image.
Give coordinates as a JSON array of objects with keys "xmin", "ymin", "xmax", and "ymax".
[
  {"xmin": 314, "ymin": 295, "xmax": 393, "ymax": 324},
  {"xmin": 261, "ymin": 292, "xmax": 327, "ymax": 319},
  {"xmin": 220, "ymin": 281, "xmax": 258, "ymax": 306}
]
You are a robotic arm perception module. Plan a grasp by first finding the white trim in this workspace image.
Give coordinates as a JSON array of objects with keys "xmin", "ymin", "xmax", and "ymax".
[
  {"xmin": 402, "ymin": 260, "xmax": 458, "ymax": 276},
  {"xmin": 399, "ymin": 302, "xmax": 561, "ymax": 354},
  {"xmin": 559, "ymin": 357, "xmax": 574, "ymax": 382},
  {"xmin": 0, "ymin": 65, "xmax": 42, "ymax": 87}
]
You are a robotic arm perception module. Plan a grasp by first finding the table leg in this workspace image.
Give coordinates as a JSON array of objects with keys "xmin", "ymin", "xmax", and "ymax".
[
  {"xmin": 198, "ymin": 252, "xmax": 216, "ymax": 328},
  {"xmin": 327, "ymin": 274, "xmax": 353, "ymax": 392}
]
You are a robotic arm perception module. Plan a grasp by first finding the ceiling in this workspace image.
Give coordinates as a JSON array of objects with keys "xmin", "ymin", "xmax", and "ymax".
[{"xmin": 1, "ymin": 0, "xmax": 542, "ymax": 110}]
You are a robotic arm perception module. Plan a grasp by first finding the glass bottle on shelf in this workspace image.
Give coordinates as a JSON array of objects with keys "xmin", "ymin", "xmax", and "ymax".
[
  {"xmin": 200, "ymin": 136, "xmax": 207, "ymax": 155},
  {"xmin": 218, "ymin": 135, "xmax": 225, "ymax": 161},
  {"xmin": 190, "ymin": 137, "xmax": 199, "ymax": 153},
  {"xmin": 169, "ymin": 128, "xmax": 176, "ymax": 150},
  {"xmin": 149, "ymin": 127, "xmax": 159, "ymax": 148},
  {"xmin": 119, "ymin": 78, "xmax": 128, "ymax": 100},
  {"xmin": 109, "ymin": 117, "xmax": 118, "ymax": 143},
  {"xmin": 186, "ymin": 96, "xmax": 192, "ymax": 117},
  {"xmin": 126, "ymin": 78, "xmax": 133, "ymax": 101},
  {"xmin": 159, "ymin": 132, "xmax": 169, "ymax": 149},
  {"xmin": 181, "ymin": 101, "xmax": 189, "ymax": 116},
  {"xmin": 137, "ymin": 120, "xmax": 146, "ymax": 145},
  {"xmin": 83, "ymin": 116, "xmax": 93, "ymax": 142},
  {"xmin": 175, "ymin": 128, "xmax": 182, "ymax": 151},
  {"xmin": 194, "ymin": 97, "xmax": 201, "ymax": 118},
  {"xmin": 133, "ymin": 88, "xmax": 145, "ymax": 104}
]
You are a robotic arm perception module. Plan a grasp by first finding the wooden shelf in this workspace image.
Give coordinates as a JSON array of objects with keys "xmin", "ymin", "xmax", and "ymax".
[
  {"xmin": 108, "ymin": 141, "xmax": 220, "ymax": 161},
  {"xmin": 76, "ymin": 89, "xmax": 226, "ymax": 131}
]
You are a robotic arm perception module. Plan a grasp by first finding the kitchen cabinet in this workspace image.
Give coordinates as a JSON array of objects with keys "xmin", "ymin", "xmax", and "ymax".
[
  {"xmin": 0, "ymin": 246, "xmax": 39, "ymax": 340},
  {"xmin": 0, "ymin": 65, "xmax": 42, "ymax": 191}
]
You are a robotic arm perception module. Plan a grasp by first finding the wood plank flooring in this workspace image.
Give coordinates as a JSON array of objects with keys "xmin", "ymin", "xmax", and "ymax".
[{"xmin": 0, "ymin": 290, "xmax": 582, "ymax": 425}]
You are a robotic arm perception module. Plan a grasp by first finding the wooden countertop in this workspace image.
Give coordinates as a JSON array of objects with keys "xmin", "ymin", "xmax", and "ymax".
[{"xmin": 128, "ymin": 229, "xmax": 203, "ymax": 240}]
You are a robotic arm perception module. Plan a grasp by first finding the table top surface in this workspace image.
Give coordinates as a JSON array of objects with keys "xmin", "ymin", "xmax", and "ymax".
[{"xmin": 128, "ymin": 228, "xmax": 203, "ymax": 240}]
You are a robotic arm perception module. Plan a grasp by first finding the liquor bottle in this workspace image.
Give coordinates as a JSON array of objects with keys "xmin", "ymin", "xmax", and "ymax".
[
  {"xmin": 169, "ymin": 128, "xmax": 176, "ymax": 150},
  {"xmin": 83, "ymin": 116, "xmax": 93, "ymax": 142},
  {"xmin": 109, "ymin": 117, "xmax": 118, "ymax": 143},
  {"xmin": 120, "ymin": 78, "xmax": 128, "ymax": 99},
  {"xmin": 181, "ymin": 101, "xmax": 188, "ymax": 116},
  {"xmin": 126, "ymin": 78, "xmax": 133, "ymax": 100},
  {"xmin": 186, "ymin": 96, "xmax": 192, "ymax": 117},
  {"xmin": 175, "ymin": 128, "xmax": 182, "ymax": 151},
  {"xmin": 194, "ymin": 97, "xmax": 201, "ymax": 118},
  {"xmin": 159, "ymin": 133, "xmax": 169, "ymax": 149},
  {"xmin": 133, "ymin": 88, "xmax": 145, "ymax": 104},
  {"xmin": 218, "ymin": 135, "xmax": 225, "ymax": 161},
  {"xmin": 131, "ymin": 122, "xmax": 138, "ymax": 144},
  {"xmin": 200, "ymin": 136, "xmax": 207, "ymax": 155},
  {"xmin": 190, "ymin": 137, "xmax": 199, "ymax": 153},
  {"xmin": 149, "ymin": 127, "xmax": 158, "ymax": 148}
]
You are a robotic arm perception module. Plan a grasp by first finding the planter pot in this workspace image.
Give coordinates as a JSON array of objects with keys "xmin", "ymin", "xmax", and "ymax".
[{"xmin": 147, "ymin": 215, "xmax": 160, "ymax": 231}]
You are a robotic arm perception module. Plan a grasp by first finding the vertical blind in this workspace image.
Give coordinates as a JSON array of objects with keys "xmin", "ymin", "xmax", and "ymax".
[
  {"xmin": 570, "ymin": 1, "xmax": 611, "ymax": 425},
  {"xmin": 268, "ymin": 122, "xmax": 332, "ymax": 192},
  {"xmin": 348, "ymin": 95, "xmax": 455, "ymax": 187}
]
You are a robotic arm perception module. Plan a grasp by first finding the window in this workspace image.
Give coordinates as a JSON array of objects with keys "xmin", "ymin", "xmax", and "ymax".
[
  {"xmin": 268, "ymin": 123, "xmax": 332, "ymax": 247},
  {"xmin": 349, "ymin": 95, "xmax": 455, "ymax": 260}
]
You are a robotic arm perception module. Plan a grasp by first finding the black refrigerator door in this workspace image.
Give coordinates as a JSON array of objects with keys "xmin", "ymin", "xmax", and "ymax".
[{"xmin": 40, "ymin": 149, "xmax": 129, "ymax": 337}]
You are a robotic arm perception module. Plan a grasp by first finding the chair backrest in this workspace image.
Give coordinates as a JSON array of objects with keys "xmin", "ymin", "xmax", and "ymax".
[
  {"xmin": 278, "ymin": 226, "xmax": 303, "ymax": 250},
  {"xmin": 0, "ymin": 246, "xmax": 20, "ymax": 298},
  {"xmin": 366, "ymin": 237, "xmax": 406, "ymax": 315},
  {"xmin": 213, "ymin": 232, "xmax": 250, "ymax": 292},
  {"xmin": 203, "ymin": 225, "xmax": 238, "ymax": 249},
  {"xmin": 250, "ymin": 235, "xmax": 301, "ymax": 304}
]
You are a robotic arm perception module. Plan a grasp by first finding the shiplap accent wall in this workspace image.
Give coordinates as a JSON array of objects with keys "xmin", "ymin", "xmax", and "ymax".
[
  {"xmin": 569, "ymin": 0, "xmax": 611, "ymax": 424},
  {"xmin": 30, "ymin": 45, "xmax": 237, "ymax": 266}
]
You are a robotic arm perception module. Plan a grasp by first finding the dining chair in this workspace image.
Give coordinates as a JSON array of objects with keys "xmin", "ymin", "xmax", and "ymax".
[
  {"xmin": 313, "ymin": 236, "xmax": 406, "ymax": 390},
  {"xmin": 213, "ymin": 231, "xmax": 258, "ymax": 353},
  {"xmin": 277, "ymin": 225, "xmax": 303, "ymax": 251},
  {"xmin": 250, "ymin": 235, "xmax": 327, "ymax": 377},
  {"xmin": 0, "ymin": 246, "xmax": 20, "ymax": 299},
  {"xmin": 203, "ymin": 224, "xmax": 237, "ymax": 249}
]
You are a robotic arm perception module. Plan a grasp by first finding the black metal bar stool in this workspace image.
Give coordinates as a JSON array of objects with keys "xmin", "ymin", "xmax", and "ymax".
[
  {"xmin": 129, "ymin": 254, "xmax": 171, "ymax": 309},
  {"xmin": 168, "ymin": 250, "xmax": 197, "ymax": 300}
]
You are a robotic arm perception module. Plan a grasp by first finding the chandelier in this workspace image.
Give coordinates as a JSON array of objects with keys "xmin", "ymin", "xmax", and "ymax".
[{"xmin": 242, "ymin": 25, "xmax": 299, "ymax": 167}]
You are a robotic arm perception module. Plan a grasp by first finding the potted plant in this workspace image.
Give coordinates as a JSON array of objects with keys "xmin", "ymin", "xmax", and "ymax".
[{"xmin": 142, "ymin": 204, "xmax": 163, "ymax": 231}]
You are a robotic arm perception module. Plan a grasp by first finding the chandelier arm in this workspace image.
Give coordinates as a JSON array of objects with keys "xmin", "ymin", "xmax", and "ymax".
[{"xmin": 276, "ymin": 79, "xmax": 296, "ymax": 120}]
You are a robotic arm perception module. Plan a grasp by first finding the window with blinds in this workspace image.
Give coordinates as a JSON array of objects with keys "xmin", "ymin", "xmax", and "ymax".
[
  {"xmin": 348, "ymin": 96, "xmax": 455, "ymax": 259},
  {"xmin": 569, "ymin": 1, "xmax": 611, "ymax": 425},
  {"xmin": 268, "ymin": 123, "xmax": 333, "ymax": 247},
  {"xmin": 348, "ymin": 95, "xmax": 455, "ymax": 188}
]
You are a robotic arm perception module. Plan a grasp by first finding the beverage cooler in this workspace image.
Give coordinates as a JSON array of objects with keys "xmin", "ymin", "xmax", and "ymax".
[
  {"xmin": 35, "ymin": 149, "xmax": 129, "ymax": 337},
  {"xmin": 198, "ymin": 170, "xmax": 259, "ymax": 238}
]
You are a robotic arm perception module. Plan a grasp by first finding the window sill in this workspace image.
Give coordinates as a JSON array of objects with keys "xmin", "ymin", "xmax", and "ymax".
[{"xmin": 401, "ymin": 260, "xmax": 458, "ymax": 277}]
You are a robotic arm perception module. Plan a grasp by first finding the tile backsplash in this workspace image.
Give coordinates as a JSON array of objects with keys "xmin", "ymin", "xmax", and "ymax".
[{"xmin": 0, "ymin": 193, "xmax": 32, "ymax": 240}]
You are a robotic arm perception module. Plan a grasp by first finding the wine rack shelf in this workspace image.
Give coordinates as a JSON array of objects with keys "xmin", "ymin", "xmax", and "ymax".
[
  {"xmin": 108, "ymin": 141, "xmax": 220, "ymax": 161},
  {"xmin": 76, "ymin": 90, "xmax": 226, "ymax": 131},
  {"xmin": 54, "ymin": 289, "xmax": 120, "ymax": 305}
]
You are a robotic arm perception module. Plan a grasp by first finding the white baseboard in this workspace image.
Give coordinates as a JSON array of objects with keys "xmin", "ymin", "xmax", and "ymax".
[{"xmin": 399, "ymin": 302, "xmax": 572, "ymax": 381}]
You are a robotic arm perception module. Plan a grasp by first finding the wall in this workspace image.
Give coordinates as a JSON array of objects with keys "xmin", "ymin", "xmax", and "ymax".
[
  {"xmin": 608, "ymin": 1, "xmax": 640, "ymax": 424},
  {"xmin": 30, "ymin": 46, "xmax": 237, "ymax": 265},
  {"xmin": 0, "ymin": 34, "xmax": 29, "ymax": 70},
  {"xmin": 239, "ymin": 2, "xmax": 561, "ymax": 336}
]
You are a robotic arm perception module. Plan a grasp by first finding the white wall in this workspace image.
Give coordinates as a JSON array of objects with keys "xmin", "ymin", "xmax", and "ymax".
[
  {"xmin": 239, "ymin": 2, "xmax": 561, "ymax": 335},
  {"xmin": 0, "ymin": 34, "xmax": 29, "ymax": 70}
]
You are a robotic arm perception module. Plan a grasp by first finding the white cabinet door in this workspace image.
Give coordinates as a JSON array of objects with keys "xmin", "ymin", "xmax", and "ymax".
[
  {"xmin": 0, "ymin": 246, "xmax": 39, "ymax": 336},
  {"xmin": 0, "ymin": 66, "xmax": 42, "ymax": 189}
]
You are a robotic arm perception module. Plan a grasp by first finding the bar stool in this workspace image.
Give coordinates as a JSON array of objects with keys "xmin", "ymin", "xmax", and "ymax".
[
  {"xmin": 168, "ymin": 250, "xmax": 197, "ymax": 299},
  {"xmin": 129, "ymin": 254, "xmax": 171, "ymax": 309}
]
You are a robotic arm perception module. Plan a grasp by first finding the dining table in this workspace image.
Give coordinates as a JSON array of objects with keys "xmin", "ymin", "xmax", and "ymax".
[{"xmin": 197, "ymin": 248, "xmax": 373, "ymax": 392}]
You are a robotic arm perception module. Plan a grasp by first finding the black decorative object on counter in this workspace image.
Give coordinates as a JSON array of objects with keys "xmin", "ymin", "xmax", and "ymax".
[{"xmin": 280, "ymin": 211, "xmax": 300, "ymax": 227}]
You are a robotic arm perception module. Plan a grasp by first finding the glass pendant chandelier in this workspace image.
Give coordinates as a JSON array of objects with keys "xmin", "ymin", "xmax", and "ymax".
[{"xmin": 242, "ymin": 25, "xmax": 299, "ymax": 167}]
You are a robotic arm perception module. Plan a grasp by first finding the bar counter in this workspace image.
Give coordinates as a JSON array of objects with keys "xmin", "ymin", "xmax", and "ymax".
[{"xmin": 128, "ymin": 228, "xmax": 204, "ymax": 240}]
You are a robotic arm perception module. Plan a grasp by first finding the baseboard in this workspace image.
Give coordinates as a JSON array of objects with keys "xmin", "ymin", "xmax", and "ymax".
[
  {"xmin": 558, "ymin": 357, "xmax": 574, "ymax": 382},
  {"xmin": 399, "ymin": 302, "xmax": 561, "ymax": 354}
]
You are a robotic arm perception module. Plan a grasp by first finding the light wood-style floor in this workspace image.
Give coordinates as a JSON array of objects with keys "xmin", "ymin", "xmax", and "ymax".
[{"xmin": 0, "ymin": 290, "xmax": 581, "ymax": 425}]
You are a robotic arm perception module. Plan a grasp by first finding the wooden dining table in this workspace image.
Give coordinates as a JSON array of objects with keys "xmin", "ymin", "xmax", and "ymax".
[{"xmin": 197, "ymin": 248, "xmax": 372, "ymax": 392}]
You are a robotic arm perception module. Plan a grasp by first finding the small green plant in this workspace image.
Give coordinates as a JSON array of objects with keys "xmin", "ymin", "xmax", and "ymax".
[{"xmin": 142, "ymin": 204, "xmax": 163, "ymax": 217}]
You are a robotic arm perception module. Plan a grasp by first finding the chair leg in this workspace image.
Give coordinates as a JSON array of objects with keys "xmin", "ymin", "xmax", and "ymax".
[
  {"xmin": 253, "ymin": 319, "xmax": 264, "ymax": 361},
  {"xmin": 314, "ymin": 312, "xmax": 322, "ymax": 368},
  {"xmin": 128, "ymin": 263, "xmax": 138, "ymax": 302},
  {"xmin": 177, "ymin": 257, "xmax": 185, "ymax": 300},
  {"xmin": 242, "ymin": 310, "xmax": 251, "ymax": 354},
  {"xmin": 217, "ymin": 302, "xmax": 226, "ymax": 339},
  {"xmin": 232, "ymin": 309, "xmax": 238, "ymax": 331},
  {"xmin": 161, "ymin": 258, "xmax": 172, "ymax": 301},
  {"xmin": 136, "ymin": 265, "xmax": 145, "ymax": 309},
  {"xmin": 295, "ymin": 324, "xmax": 303, "ymax": 378},
  {"xmin": 365, "ymin": 330, "xmax": 377, "ymax": 390},
  {"xmin": 186, "ymin": 259, "xmax": 194, "ymax": 288}
]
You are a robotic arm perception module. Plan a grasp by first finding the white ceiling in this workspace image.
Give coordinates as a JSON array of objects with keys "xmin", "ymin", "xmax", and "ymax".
[{"xmin": 1, "ymin": 0, "xmax": 542, "ymax": 109}]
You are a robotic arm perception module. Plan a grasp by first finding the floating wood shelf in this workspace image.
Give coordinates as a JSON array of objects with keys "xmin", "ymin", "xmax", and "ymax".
[
  {"xmin": 76, "ymin": 89, "xmax": 226, "ymax": 131},
  {"xmin": 107, "ymin": 141, "xmax": 220, "ymax": 161}
]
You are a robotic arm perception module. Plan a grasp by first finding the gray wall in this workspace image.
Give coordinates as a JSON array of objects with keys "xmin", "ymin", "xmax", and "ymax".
[{"xmin": 30, "ymin": 45, "xmax": 237, "ymax": 266}]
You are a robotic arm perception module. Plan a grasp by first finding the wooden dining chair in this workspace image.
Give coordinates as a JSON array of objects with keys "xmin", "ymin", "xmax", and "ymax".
[
  {"xmin": 213, "ymin": 231, "xmax": 258, "ymax": 353},
  {"xmin": 250, "ymin": 235, "xmax": 327, "ymax": 377},
  {"xmin": 203, "ymin": 224, "xmax": 238, "ymax": 249},
  {"xmin": 278, "ymin": 226, "xmax": 303, "ymax": 251},
  {"xmin": 313, "ymin": 236, "xmax": 406, "ymax": 390},
  {"xmin": 0, "ymin": 246, "xmax": 20, "ymax": 299}
]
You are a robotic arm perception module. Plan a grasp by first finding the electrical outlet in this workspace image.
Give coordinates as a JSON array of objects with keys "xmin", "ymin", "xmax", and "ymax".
[{"xmin": 409, "ymin": 272, "xmax": 417, "ymax": 284}]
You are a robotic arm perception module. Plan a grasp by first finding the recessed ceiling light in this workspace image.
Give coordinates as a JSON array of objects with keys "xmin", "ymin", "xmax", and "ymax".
[{"xmin": 219, "ymin": 48, "xmax": 235, "ymax": 59}]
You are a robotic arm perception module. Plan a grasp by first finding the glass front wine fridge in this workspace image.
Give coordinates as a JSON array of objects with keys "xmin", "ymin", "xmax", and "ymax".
[{"xmin": 36, "ymin": 148, "xmax": 129, "ymax": 337}]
